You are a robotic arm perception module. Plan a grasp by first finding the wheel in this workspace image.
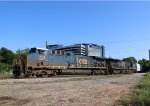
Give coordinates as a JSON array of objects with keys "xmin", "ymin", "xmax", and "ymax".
[
  {"xmin": 58, "ymin": 70, "xmax": 62, "ymax": 75},
  {"xmin": 91, "ymin": 70, "xmax": 95, "ymax": 75},
  {"xmin": 53, "ymin": 71, "xmax": 57, "ymax": 76},
  {"xmin": 47, "ymin": 74, "xmax": 51, "ymax": 77}
]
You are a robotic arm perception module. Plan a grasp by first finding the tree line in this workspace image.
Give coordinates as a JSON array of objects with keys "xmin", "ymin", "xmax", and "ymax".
[{"xmin": 123, "ymin": 57, "xmax": 150, "ymax": 67}]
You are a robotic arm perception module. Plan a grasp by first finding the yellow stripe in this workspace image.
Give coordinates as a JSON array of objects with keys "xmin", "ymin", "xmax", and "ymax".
[{"xmin": 27, "ymin": 65, "xmax": 107, "ymax": 69}]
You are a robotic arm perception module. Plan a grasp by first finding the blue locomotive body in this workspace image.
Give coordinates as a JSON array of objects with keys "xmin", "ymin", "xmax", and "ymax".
[{"xmin": 13, "ymin": 47, "xmax": 137, "ymax": 77}]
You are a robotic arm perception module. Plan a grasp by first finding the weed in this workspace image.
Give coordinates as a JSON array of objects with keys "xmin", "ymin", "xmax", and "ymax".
[{"xmin": 115, "ymin": 72, "xmax": 150, "ymax": 106}]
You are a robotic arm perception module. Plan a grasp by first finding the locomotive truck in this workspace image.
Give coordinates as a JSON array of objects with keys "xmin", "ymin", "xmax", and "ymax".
[{"xmin": 13, "ymin": 47, "xmax": 137, "ymax": 78}]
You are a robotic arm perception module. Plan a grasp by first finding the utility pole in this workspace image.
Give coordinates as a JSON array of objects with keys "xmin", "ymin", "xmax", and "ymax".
[
  {"xmin": 149, "ymin": 50, "xmax": 150, "ymax": 60},
  {"xmin": 46, "ymin": 41, "xmax": 48, "ymax": 49}
]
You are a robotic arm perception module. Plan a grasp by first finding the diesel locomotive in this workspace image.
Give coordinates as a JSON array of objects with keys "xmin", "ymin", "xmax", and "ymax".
[{"xmin": 13, "ymin": 47, "xmax": 137, "ymax": 78}]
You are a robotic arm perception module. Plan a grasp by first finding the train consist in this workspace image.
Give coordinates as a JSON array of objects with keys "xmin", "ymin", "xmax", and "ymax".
[{"xmin": 13, "ymin": 44, "xmax": 137, "ymax": 78}]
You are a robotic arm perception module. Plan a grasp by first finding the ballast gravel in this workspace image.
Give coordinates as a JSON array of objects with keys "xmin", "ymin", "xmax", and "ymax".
[{"xmin": 0, "ymin": 73, "xmax": 145, "ymax": 106}]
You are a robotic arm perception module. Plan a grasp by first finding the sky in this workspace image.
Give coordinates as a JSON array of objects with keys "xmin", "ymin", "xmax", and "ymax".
[{"xmin": 0, "ymin": 1, "xmax": 150, "ymax": 60}]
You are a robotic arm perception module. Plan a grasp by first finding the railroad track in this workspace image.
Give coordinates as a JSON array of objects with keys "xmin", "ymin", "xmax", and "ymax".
[
  {"xmin": 0, "ymin": 74, "xmax": 120, "ymax": 84},
  {"xmin": 0, "ymin": 74, "xmax": 92, "ymax": 79}
]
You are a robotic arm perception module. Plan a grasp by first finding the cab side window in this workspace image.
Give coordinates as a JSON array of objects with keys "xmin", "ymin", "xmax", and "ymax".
[{"xmin": 38, "ymin": 50, "xmax": 44, "ymax": 55}]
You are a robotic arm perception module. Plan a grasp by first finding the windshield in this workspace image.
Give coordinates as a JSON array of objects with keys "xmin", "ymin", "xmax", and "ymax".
[{"xmin": 29, "ymin": 48, "xmax": 36, "ymax": 53}]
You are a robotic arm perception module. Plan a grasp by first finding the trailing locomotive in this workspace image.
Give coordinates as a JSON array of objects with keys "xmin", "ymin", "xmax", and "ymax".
[{"xmin": 13, "ymin": 47, "xmax": 137, "ymax": 78}]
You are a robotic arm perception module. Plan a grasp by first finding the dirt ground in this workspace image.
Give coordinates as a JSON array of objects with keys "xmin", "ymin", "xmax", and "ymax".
[{"xmin": 0, "ymin": 73, "xmax": 145, "ymax": 106}]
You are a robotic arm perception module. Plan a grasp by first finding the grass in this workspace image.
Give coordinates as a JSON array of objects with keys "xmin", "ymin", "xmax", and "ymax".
[
  {"xmin": 0, "ymin": 71, "xmax": 12, "ymax": 78},
  {"xmin": 0, "ymin": 63, "xmax": 12, "ymax": 78},
  {"xmin": 115, "ymin": 72, "xmax": 150, "ymax": 106}
]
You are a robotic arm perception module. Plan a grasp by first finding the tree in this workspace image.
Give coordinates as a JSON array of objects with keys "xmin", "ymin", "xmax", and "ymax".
[
  {"xmin": 122, "ymin": 57, "xmax": 137, "ymax": 63},
  {"xmin": 0, "ymin": 54, "xmax": 2, "ymax": 61},
  {"xmin": 16, "ymin": 48, "xmax": 30, "ymax": 55},
  {"xmin": 23, "ymin": 48, "xmax": 30, "ymax": 55},
  {"xmin": 138, "ymin": 59, "xmax": 150, "ymax": 67},
  {"xmin": 0, "ymin": 47, "xmax": 15, "ymax": 65},
  {"xmin": 16, "ymin": 49, "xmax": 22, "ymax": 55},
  {"xmin": 15, "ymin": 48, "xmax": 30, "ymax": 64}
]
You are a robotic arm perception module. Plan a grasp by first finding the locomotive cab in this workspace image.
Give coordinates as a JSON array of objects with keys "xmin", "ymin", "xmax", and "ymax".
[{"xmin": 28, "ymin": 47, "xmax": 48, "ymax": 67}]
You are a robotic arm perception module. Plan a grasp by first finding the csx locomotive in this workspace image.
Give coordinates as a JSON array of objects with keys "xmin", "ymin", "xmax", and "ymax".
[{"xmin": 13, "ymin": 47, "xmax": 137, "ymax": 78}]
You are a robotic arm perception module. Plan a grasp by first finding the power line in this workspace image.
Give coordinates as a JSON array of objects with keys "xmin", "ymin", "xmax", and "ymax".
[
  {"xmin": 105, "ymin": 49, "xmax": 149, "ymax": 55},
  {"xmin": 101, "ymin": 38, "xmax": 150, "ymax": 44}
]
